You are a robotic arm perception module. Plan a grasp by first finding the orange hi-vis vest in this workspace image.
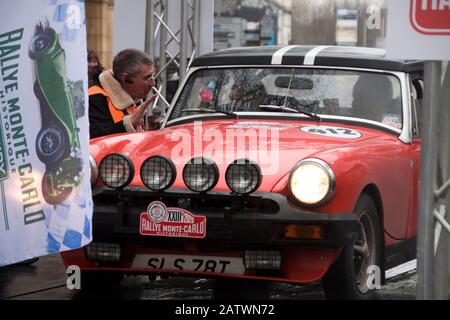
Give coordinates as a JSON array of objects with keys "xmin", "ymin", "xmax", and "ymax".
[{"xmin": 88, "ymin": 85, "xmax": 137, "ymax": 123}]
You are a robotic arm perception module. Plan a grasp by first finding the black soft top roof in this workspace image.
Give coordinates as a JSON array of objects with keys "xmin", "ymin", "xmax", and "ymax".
[{"xmin": 191, "ymin": 45, "xmax": 424, "ymax": 73}]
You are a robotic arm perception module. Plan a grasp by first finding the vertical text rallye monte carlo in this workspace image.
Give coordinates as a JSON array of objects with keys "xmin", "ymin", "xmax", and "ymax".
[{"xmin": 62, "ymin": 46, "xmax": 423, "ymax": 299}]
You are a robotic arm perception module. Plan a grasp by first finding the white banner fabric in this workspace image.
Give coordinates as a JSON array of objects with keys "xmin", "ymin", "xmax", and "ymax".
[{"xmin": 0, "ymin": 0, "xmax": 92, "ymax": 266}]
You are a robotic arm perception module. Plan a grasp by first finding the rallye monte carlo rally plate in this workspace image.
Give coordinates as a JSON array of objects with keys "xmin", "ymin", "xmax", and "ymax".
[{"xmin": 139, "ymin": 201, "xmax": 207, "ymax": 238}]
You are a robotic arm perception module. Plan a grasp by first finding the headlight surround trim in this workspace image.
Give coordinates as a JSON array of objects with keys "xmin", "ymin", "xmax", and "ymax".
[
  {"xmin": 140, "ymin": 155, "xmax": 176, "ymax": 191},
  {"xmin": 289, "ymin": 158, "xmax": 335, "ymax": 207},
  {"xmin": 98, "ymin": 153, "xmax": 135, "ymax": 189},
  {"xmin": 89, "ymin": 154, "xmax": 98, "ymax": 187},
  {"xmin": 225, "ymin": 159, "xmax": 262, "ymax": 195},
  {"xmin": 182, "ymin": 156, "xmax": 219, "ymax": 193}
]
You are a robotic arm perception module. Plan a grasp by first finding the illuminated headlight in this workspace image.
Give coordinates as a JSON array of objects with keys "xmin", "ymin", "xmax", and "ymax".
[
  {"xmin": 89, "ymin": 154, "xmax": 98, "ymax": 187},
  {"xmin": 140, "ymin": 156, "xmax": 176, "ymax": 191},
  {"xmin": 183, "ymin": 157, "xmax": 219, "ymax": 192},
  {"xmin": 225, "ymin": 159, "xmax": 261, "ymax": 194},
  {"xmin": 289, "ymin": 158, "xmax": 335, "ymax": 206},
  {"xmin": 99, "ymin": 153, "xmax": 134, "ymax": 189}
]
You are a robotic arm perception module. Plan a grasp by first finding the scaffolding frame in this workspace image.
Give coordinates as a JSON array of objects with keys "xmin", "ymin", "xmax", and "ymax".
[{"xmin": 144, "ymin": 0, "xmax": 200, "ymax": 117}]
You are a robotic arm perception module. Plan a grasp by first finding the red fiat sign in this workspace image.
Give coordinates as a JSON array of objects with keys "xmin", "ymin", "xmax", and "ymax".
[{"xmin": 410, "ymin": 0, "xmax": 450, "ymax": 35}]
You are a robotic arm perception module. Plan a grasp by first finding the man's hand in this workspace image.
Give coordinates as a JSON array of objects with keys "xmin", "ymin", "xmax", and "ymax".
[{"xmin": 130, "ymin": 95, "xmax": 157, "ymax": 131}]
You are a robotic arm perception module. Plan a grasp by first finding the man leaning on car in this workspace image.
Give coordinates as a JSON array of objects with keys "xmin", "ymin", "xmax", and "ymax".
[{"xmin": 88, "ymin": 49, "xmax": 158, "ymax": 138}]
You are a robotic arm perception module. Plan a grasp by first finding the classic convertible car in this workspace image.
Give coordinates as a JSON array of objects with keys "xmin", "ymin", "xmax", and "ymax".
[
  {"xmin": 62, "ymin": 45, "xmax": 423, "ymax": 299},
  {"xmin": 29, "ymin": 22, "xmax": 83, "ymax": 204}
]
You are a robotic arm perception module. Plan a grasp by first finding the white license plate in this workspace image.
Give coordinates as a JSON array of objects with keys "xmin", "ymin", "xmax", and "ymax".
[{"xmin": 132, "ymin": 254, "xmax": 245, "ymax": 275}]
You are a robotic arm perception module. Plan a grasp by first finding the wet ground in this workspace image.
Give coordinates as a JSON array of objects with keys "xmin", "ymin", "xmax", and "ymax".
[{"xmin": 0, "ymin": 253, "xmax": 417, "ymax": 300}]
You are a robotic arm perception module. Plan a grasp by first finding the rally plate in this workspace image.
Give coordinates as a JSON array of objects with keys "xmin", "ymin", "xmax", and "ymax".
[{"xmin": 140, "ymin": 201, "xmax": 206, "ymax": 239}]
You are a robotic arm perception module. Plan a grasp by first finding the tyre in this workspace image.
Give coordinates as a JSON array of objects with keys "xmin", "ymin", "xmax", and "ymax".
[
  {"xmin": 29, "ymin": 26, "xmax": 55, "ymax": 59},
  {"xmin": 41, "ymin": 172, "xmax": 72, "ymax": 205},
  {"xmin": 322, "ymin": 193, "xmax": 382, "ymax": 300},
  {"xmin": 36, "ymin": 126, "xmax": 69, "ymax": 167},
  {"xmin": 80, "ymin": 271, "xmax": 124, "ymax": 291}
]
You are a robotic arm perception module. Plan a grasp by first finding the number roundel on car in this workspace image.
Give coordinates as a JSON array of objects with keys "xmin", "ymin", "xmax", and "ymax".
[{"xmin": 301, "ymin": 126, "xmax": 361, "ymax": 139}]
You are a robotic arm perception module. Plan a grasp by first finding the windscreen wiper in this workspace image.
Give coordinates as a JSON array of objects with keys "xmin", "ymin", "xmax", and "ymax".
[
  {"xmin": 181, "ymin": 108, "xmax": 238, "ymax": 119},
  {"xmin": 258, "ymin": 104, "xmax": 321, "ymax": 121}
]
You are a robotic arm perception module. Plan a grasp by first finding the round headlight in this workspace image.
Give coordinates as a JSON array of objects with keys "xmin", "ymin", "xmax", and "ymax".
[
  {"xmin": 99, "ymin": 153, "xmax": 134, "ymax": 189},
  {"xmin": 89, "ymin": 154, "xmax": 98, "ymax": 187},
  {"xmin": 289, "ymin": 158, "xmax": 335, "ymax": 206},
  {"xmin": 182, "ymin": 157, "xmax": 219, "ymax": 192},
  {"xmin": 140, "ymin": 156, "xmax": 176, "ymax": 191},
  {"xmin": 225, "ymin": 159, "xmax": 261, "ymax": 194}
]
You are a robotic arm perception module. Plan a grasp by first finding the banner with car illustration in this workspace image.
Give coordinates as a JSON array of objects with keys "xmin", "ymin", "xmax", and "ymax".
[{"xmin": 0, "ymin": 0, "xmax": 92, "ymax": 266}]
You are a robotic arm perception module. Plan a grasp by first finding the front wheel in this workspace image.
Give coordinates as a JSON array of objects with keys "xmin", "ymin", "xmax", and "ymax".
[
  {"xmin": 322, "ymin": 193, "xmax": 382, "ymax": 300},
  {"xmin": 36, "ymin": 126, "xmax": 69, "ymax": 167},
  {"xmin": 41, "ymin": 172, "xmax": 72, "ymax": 205},
  {"xmin": 29, "ymin": 25, "xmax": 56, "ymax": 59}
]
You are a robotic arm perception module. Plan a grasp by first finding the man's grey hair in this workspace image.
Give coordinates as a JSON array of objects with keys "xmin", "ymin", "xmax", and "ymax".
[{"xmin": 113, "ymin": 48, "xmax": 154, "ymax": 80}]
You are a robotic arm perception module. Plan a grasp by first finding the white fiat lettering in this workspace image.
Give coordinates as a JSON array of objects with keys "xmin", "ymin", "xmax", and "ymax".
[{"xmin": 421, "ymin": 0, "xmax": 450, "ymax": 10}]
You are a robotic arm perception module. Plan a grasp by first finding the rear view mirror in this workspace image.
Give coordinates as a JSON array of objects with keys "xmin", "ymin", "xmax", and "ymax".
[{"xmin": 275, "ymin": 76, "xmax": 314, "ymax": 90}]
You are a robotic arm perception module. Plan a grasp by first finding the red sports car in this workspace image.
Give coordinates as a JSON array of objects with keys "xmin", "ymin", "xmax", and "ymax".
[{"xmin": 62, "ymin": 46, "xmax": 423, "ymax": 299}]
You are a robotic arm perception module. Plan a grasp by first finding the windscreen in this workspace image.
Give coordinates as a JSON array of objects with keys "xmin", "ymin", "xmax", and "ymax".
[{"xmin": 169, "ymin": 68, "xmax": 402, "ymax": 129}]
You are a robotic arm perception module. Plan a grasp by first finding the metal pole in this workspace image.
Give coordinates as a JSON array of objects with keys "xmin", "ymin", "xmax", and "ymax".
[
  {"xmin": 417, "ymin": 61, "xmax": 442, "ymax": 299},
  {"xmin": 159, "ymin": 0, "xmax": 168, "ymax": 100},
  {"xmin": 362, "ymin": 7, "xmax": 367, "ymax": 47},
  {"xmin": 145, "ymin": 0, "xmax": 155, "ymax": 129},
  {"xmin": 444, "ymin": 66, "xmax": 450, "ymax": 301},
  {"xmin": 434, "ymin": 61, "xmax": 450, "ymax": 299},
  {"xmin": 179, "ymin": 0, "xmax": 189, "ymax": 82},
  {"xmin": 193, "ymin": 0, "xmax": 200, "ymax": 58},
  {"xmin": 145, "ymin": 0, "xmax": 155, "ymax": 59}
]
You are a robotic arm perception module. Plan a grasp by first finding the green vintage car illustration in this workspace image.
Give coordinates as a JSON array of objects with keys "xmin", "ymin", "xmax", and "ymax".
[{"xmin": 29, "ymin": 22, "xmax": 83, "ymax": 204}]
